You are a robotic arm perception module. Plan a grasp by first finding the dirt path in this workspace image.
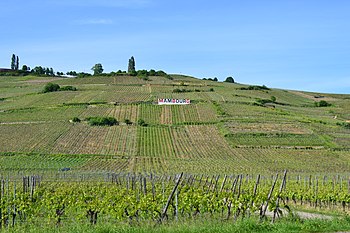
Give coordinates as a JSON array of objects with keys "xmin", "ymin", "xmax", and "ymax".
[
  {"xmin": 295, "ymin": 211, "xmax": 333, "ymax": 220},
  {"xmin": 265, "ymin": 209, "xmax": 333, "ymax": 220}
]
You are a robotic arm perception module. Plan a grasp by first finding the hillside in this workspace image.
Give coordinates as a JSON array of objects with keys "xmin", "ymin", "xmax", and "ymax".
[{"xmin": 0, "ymin": 74, "xmax": 349, "ymax": 175}]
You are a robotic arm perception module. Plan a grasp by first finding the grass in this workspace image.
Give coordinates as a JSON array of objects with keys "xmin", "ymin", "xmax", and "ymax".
[{"xmin": 4, "ymin": 216, "xmax": 350, "ymax": 233}]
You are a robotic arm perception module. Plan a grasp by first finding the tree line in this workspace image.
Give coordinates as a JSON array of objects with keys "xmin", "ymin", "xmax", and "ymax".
[{"xmin": 3, "ymin": 55, "xmax": 235, "ymax": 82}]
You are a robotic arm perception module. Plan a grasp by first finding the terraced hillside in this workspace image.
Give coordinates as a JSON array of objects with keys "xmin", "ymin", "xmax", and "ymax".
[{"xmin": 0, "ymin": 74, "xmax": 349, "ymax": 175}]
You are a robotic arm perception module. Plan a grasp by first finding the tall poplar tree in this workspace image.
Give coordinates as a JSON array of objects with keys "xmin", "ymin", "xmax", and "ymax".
[
  {"xmin": 128, "ymin": 56, "xmax": 135, "ymax": 73},
  {"xmin": 15, "ymin": 56, "xmax": 19, "ymax": 70},
  {"xmin": 11, "ymin": 54, "xmax": 16, "ymax": 70}
]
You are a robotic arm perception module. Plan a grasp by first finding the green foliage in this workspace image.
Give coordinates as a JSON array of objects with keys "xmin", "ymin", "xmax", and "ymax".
[
  {"xmin": 204, "ymin": 77, "xmax": 218, "ymax": 81},
  {"xmin": 240, "ymin": 85, "xmax": 270, "ymax": 90},
  {"xmin": 129, "ymin": 69, "xmax": 173, "ymax": 80},
  {"xmin": 224, "ymin": 76, "xmax": 235, "ymax": 83},
  {"xmin": 43, "ymin": 83, "xmax": 77, "ymax": 93},
  {"xmin": 60, "ymin": 85, "xmax": 77, "ymax": 91},
  {"xmin": 86, "ymin": 117, "xmax": 118, "ymax": 126},
  {"xmin": 22, "ymin": 64, "xmax": 29, "ymax": 71},
  {"xmin": 77, "ymin": 72, "xmax": 92, "ymax": 78},
  {"xmin": 315, "ymin": 100, "xmax": 331, "ymax": 107},
  {"xmin": 91, "ymin": 63, "xmax": 104, "ymax": 75},
  {"xmin": 72, "ymin": 117, "xmax": 81, "ymax": 123},
  {"xmin": 124, "ymin": 119, "xmax": 132, "ymax": 125},
  {"xmin": 138, "ymin": 118, "xmax": 148, "ymax": 126},
  {"xmin": 336, "ymin": 122, "xmax": 350, "ymax": 129},
  {"xmin": 43, "ymin": 83, "xmax": 60, "ymax": 93},
  {"xmin": 173, "ymin": 88, "xmax": 214, "ymax": 93},
  {"xmin": 66, "ymin": 71, "xmax": 77, "ymax": 76},
  {"xmin": 31, "ymin": 66, "xmax": 55, "ymax": 76},
  {"xmin": 128, "ymin": 56, "xmax": 136, "ymax": 73},
  {"xmin": 255, "ymin": 97, "xmax": 276, "ymax": 105},
  {"xmin": 173, "ymin": 88, "xmax": 191, "ymax": 93},
  {"xmin": 212, "ymin": 101, "xmax": 226, "ymax": 116},
  {"xmin": 11, "ymin": 54, "xmax": 16, "ymax": 70}
]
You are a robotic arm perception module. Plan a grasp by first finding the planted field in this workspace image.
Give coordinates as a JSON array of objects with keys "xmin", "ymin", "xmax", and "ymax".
[
  {"xmin": 128, "ymin": 156, "xmax": 167, "ymax": 173},
  {"xmin": 108, "ymin": 104, "xmax": 140, "ymax": 123},
  {"xmin": 0, "ymin": 74, "xmax": 349, "ymax": 177},
  {"xmin": 79, "ymin": 156, "xmax": 130, "ymax": 172},
  {"xmin": 224, "ymin": 121, "xmax": 312, "ymax": 134},
  {"xmin": 226, "ymin": 133, "xmax": 327, "ymax": 147},
  {"xmin": 137, "ymin": 126, "xmax": 176, "ymax": 158},
  {"xmin": 0, "ymin": 106, "xmax": 86, "ymax": 123},
  {"xmin": 0, "ymin": 122, "xmax": 70, "ymax": 153},
  {"xmin": 139, "ymin": 103, "xmax": 217, "ymax": 125},
  {"xmin": 0, "ymin": 154, "xmax": 91, "ymax": 172},
  {"xmin": 52, "ymin": 124, "xmax": 137, "ymax": 156}
]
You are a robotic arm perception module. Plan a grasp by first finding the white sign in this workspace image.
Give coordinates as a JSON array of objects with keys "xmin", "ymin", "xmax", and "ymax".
[{"xmin": 158, "ymin": 99, "xmax": 191, "ymax": 105}]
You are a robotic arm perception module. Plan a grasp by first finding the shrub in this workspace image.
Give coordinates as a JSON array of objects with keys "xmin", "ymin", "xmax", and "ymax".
[
  {"xmin": 240, "ymin": 85, "xmax": 270, "ymax": 91},
  {"xmin": 137, "ymin": 119, "xmax": 147, "ymax": 126},
  {"xmin": 43, "ymin": 83, "xmax": 60, "ymax": 93},
  {"xmin": 124, "ymin": 119, "xmax": 132, "ymax": 125},
  {"xmin": 315, "ymin": 100, "xmax": 331, "ymax": 107},
  {"xmin": 86, "ymin": 117, "xmax": 118, "ymax": 126},
  {"xmin": 72, "ymin": 117, "xmax": 81, "ymax": 123},
  {"xmin": 256, "ymin": 98, "xmax": 273, "ymax": 105},
  {"xmin": 336, "ymin": 122, "xmax": 350, "ymax": 129},
  {"xmin": 60, "ymin": 86, "xmax": 77, "ymax": 91}
]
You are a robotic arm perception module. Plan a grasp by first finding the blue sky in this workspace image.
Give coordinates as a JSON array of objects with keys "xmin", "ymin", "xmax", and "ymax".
[{"xmin": 1, "ymin": 0, "xmax": 350, "ymax": 93}]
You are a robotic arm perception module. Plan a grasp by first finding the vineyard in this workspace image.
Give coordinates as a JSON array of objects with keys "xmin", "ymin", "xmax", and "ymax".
[
  {"xmin": 1, "ymin": 171, "xmax": 350, "ymax": 230},
  {"xmin": 1, "ymin": 74, "xmax": 350, "ymax": 230}
]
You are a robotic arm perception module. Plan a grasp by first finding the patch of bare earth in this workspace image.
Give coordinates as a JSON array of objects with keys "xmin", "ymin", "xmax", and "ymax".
[
  {"xmin": 289, "ymin": 90, "xmax": 337, "ymax": 102},
  {"xmin": 22, "ymin": 79, "xmax": 60, "ymax": 84}
]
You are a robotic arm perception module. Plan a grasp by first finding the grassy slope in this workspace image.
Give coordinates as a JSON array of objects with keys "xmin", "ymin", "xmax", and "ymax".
[
  {"xmin": 5, "ymin": 216, "xmax": 350, "ymax": 233},
  {"xmin": 0, "ymin": 74, "xmax": 349, "ymax": 175}
]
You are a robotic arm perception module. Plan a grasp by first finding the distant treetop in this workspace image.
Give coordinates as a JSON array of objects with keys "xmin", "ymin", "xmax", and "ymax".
[
  {"xmin": 128, "ymin": 56, "xmax": 136, "ymax": 74},
  {"xmin": 224, "ymin": 76, "xmax": 235, "ymax": 83}
]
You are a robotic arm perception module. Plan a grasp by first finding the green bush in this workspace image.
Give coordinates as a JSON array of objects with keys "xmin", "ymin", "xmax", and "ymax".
[
  {"xmin": 86, "ymin": 117, "xmax": 118, "ymax": 126},
  {"xmin": 43, "ymin": 83, "xmax": 77, "ymax": 93},
  {"xmin": 336, "ymin": 122, "xmax": 350, "ymax": 129},
  {"xmin": 72, "ymin": 117, "xmax": 81, "ymax": 123},
  {"xmin": 315, "ymin": 100, "xmax": 331, "ymax": 107},
  {"xmin": 60, "ymin": 86, "xmax": 77, "ymax": 91},
  {"xmin": 137, "ymin": 119, "xmax": 148, "ymax": 126},
  {"xmin": 240, "ymin": 85, "xmax": 270, "ymax": 91},
  {"xmin": 43, "ymin": 83, "xmax": 60, "ymax": 93},
  {"xmin": 124, "ymin": 119, "xmax": 132, "ymax": 125}
]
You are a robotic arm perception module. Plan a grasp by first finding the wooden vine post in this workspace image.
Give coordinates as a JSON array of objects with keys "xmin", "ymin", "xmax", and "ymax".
[
  {"xmin": 161, "ymin": 172, "xmax": 183, "ymax": 222},
  {"xmin": 272, "ymin": 170, "xmax": 287, "ymax": 223},
  {"xmin": 260, "ymin": 173, "xmax": 279, "ymax": 221}
]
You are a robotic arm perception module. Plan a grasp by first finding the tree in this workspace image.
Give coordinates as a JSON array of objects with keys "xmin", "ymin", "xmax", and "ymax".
[
  {"xmin": 128, "ymin": 56, "xmax": 135, "ymax": 73},
  {"xmin": 91, "ymin": 63, "xmax": 103, "ymax": 75},
  {"xmin": 224, "ymin": 76, "xmax": 234, "ymax": 83},
  {"xmin": 22, "ymin": 65, "xmax": 28, "ymax": 71},
  {"xmin": 11, "ymin": 54, "xmax": 16, "ymax": 70},
  {"xmin": 32, "ymin": 66, "xmax": 45, "ymax": 75},
  {"xmin": 213, "ymin": 77, "xmax": 218, "ymax": 82},
  {"xmin": 15, "ymin": 56, "xmax": 19, "ymax": 70}
]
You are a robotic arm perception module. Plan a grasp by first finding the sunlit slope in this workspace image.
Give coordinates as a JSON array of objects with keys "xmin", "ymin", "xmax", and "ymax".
[{"xmin": 0, "ymin": 74, "xmax": 349, "ymax": 174}]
